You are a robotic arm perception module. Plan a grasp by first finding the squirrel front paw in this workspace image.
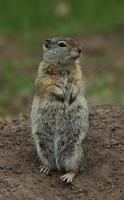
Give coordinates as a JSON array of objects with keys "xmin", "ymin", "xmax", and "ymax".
[
  {"xmin": 69, "ymin": 84, "xmax": 79, "ymax": 104},
  {"xmin": 50, "ymin": 85, "xmax": 65, "ymax": 102}
]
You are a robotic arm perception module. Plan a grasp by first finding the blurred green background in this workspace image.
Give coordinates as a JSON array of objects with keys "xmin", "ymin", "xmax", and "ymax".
[{"xmin": 0, "ymin": 0, "xmax": 124, "ymax": 118}]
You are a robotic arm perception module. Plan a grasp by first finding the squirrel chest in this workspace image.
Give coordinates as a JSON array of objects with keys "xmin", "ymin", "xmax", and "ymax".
[{"xmin": 35, "ymin": 65, "xmax": 82, "ymax": 105}]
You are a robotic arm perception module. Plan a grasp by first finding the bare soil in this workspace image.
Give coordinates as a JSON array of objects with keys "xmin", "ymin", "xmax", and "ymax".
[{"xmin": 0, "ymin": 105, "xmax": 124, "ymax": 200}]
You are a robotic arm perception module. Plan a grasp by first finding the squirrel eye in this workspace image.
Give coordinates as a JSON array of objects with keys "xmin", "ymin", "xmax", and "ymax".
[{"xmin": 58, "ymin": 42, "xmax": 67, "ymax": 47}]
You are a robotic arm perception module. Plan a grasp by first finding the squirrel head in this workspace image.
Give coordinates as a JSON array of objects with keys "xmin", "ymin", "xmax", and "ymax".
[{"xmin": 42, "ymin": 37, "xmax": 82, "ymax": 65}]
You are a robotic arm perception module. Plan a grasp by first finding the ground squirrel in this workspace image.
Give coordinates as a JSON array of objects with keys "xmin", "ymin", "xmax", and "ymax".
[{"xmin": 31, "ymin": 36, "xmax": 89, "ymax": 183}]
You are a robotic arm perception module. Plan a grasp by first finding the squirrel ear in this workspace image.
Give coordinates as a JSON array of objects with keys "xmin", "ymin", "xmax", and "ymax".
[{"xmin": 44, "ymin": 39, "xmax": 51, "ymax": 48}]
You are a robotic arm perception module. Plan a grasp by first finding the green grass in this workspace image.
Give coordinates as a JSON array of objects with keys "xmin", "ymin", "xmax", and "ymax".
[
  {"xmin": 84, "ymin": 55, "xmax": 124, "ymax": 105},
  {"xmin": 0, "ymin": 59, "xmax": 36, "ymax": 117},
  {"xmin": 0, "ymin": 52, "xmax": 123, "ymax": 117},
  {"xmin": 0, "ymin": 0, "xmax": 124, "ymax": 34},
  {"xmin": 0, "ymin": 0, "xmax": 124, "ymax": 117}
]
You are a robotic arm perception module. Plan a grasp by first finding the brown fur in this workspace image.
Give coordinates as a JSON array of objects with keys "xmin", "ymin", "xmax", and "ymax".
[{"xmin": 35, "ymin": 61, "xmax": 83, "ymax": 102}]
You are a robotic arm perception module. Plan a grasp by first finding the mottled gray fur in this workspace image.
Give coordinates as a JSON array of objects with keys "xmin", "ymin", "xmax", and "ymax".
[{"xmin": 31, "ymin": 36, "xmax": 89, "ymax": 182}]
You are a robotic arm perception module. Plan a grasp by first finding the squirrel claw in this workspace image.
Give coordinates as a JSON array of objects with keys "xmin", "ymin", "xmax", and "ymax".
[
  {"xmin": 39, "ymin": 165, "xmax": 50, "ymax": 175},
  {"xmin": 60, "ymin": 172, "xmax": 75, "ymax": 183}
]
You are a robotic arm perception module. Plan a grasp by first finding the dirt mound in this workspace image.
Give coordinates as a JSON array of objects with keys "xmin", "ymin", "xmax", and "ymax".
[{"xmin": 0, "ymin": 105, "xmax": 124, "ymax": 200}]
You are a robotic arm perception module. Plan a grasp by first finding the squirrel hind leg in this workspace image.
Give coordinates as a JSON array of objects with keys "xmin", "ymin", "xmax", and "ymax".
[{"xmin": 60, "ymin": 171, "xmax": 75, "ymax": 183}]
